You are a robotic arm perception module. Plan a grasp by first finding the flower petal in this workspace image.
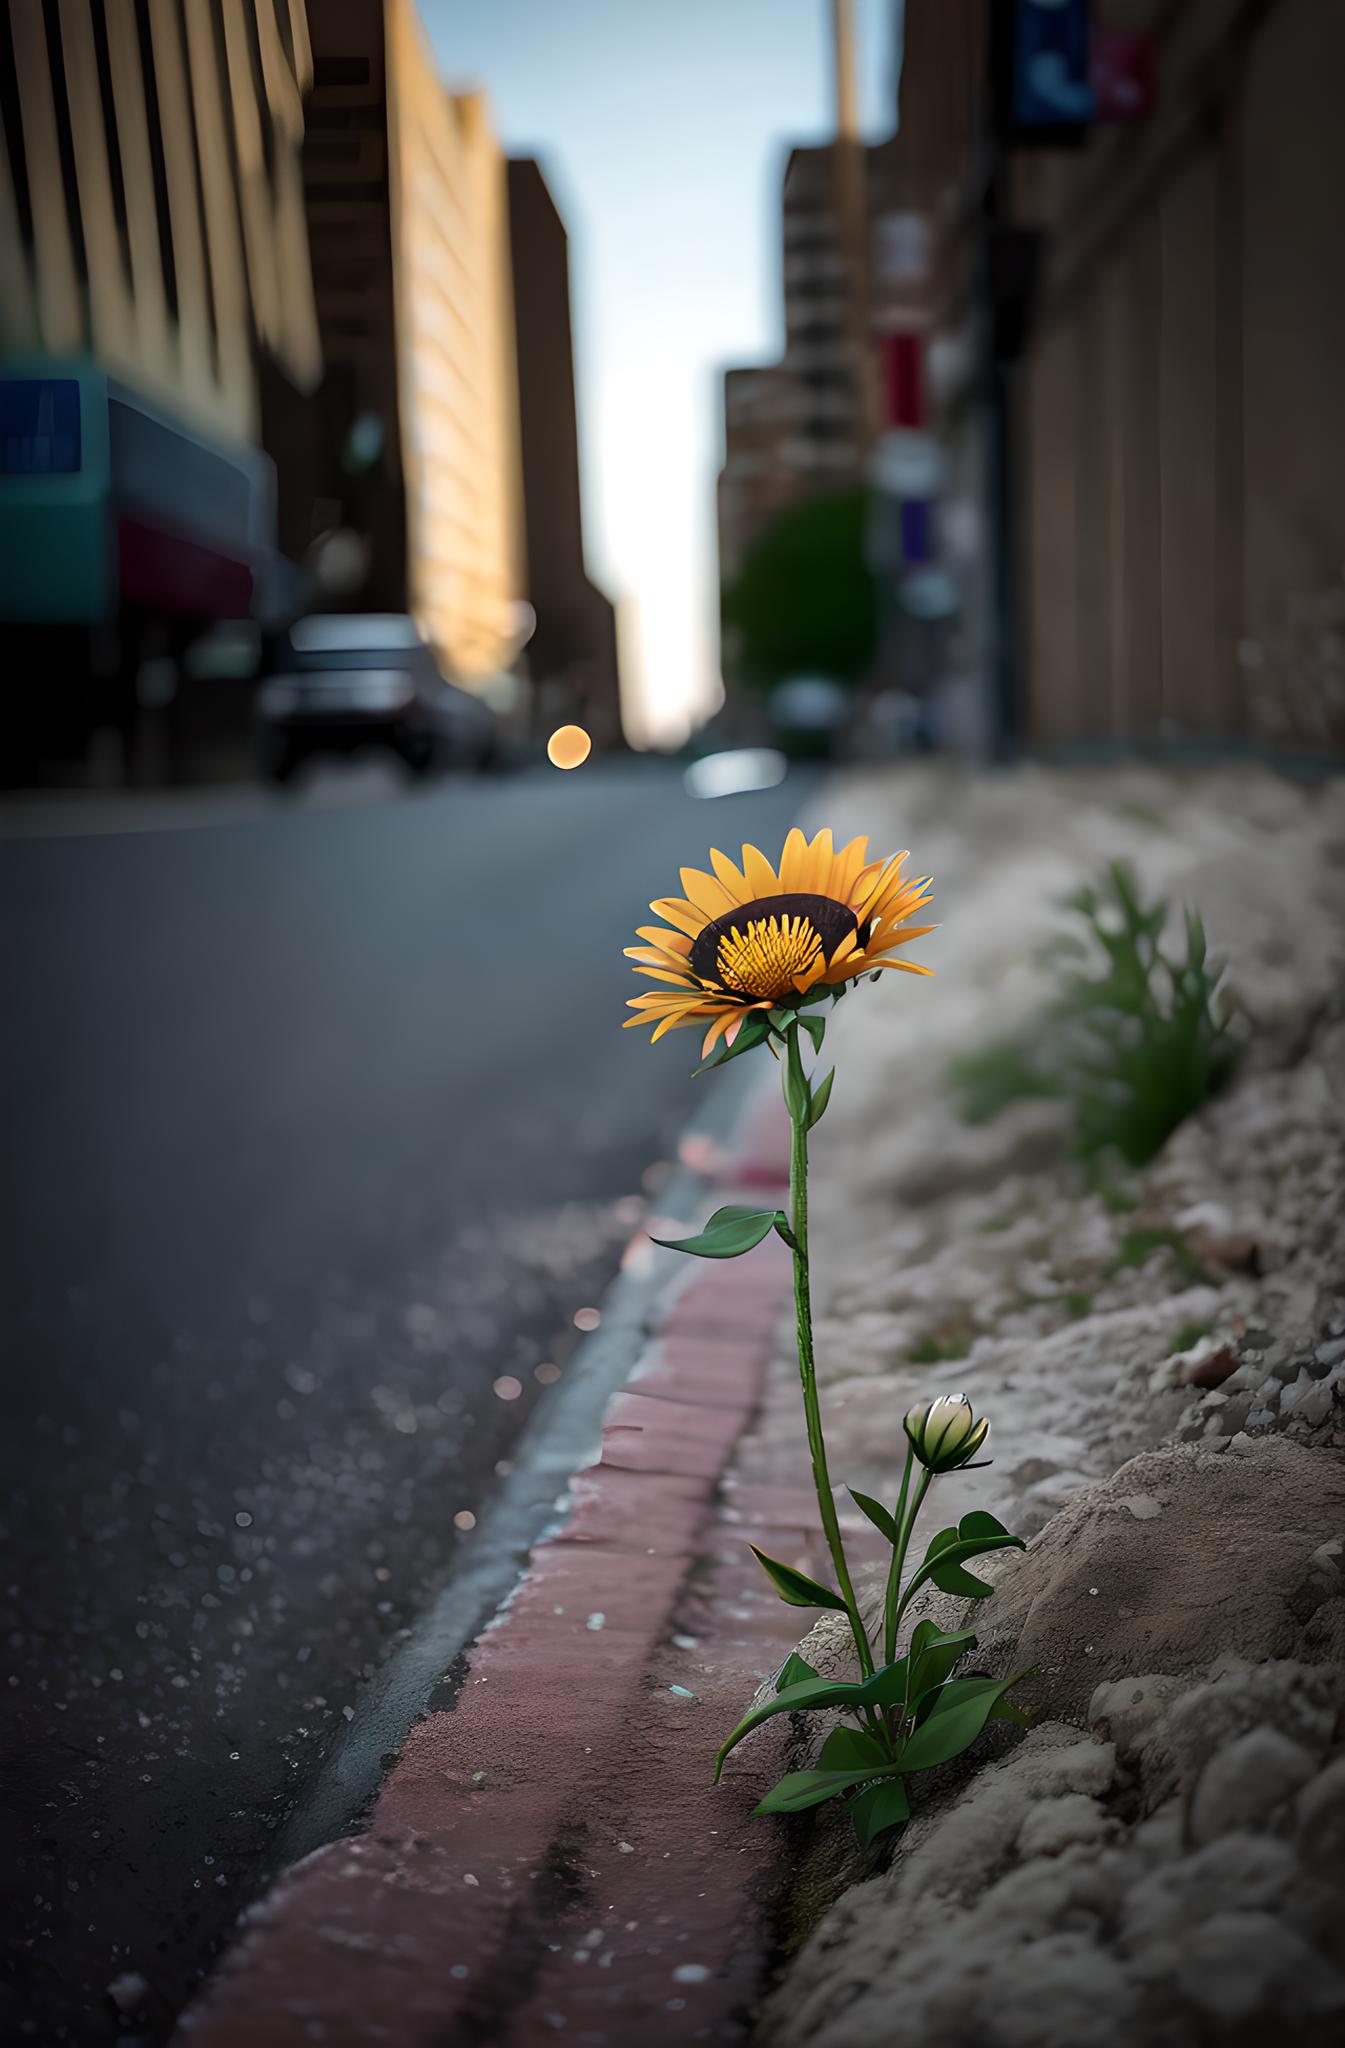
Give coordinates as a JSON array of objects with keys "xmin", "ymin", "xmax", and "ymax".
[
  {"xmin": 833, "ymin": 834, "xmax": 870, "ymax": 898},
  {"xmin": 630, "ymin": 964, "xmax": 705, "ymax": 987},
  {"xmin": 865, "ymin": 923, "xmax": 938, "ymax": 955},
  {"xmin": 708, "ymin": 847, "xmax": 749, "ymax": 900},
  {"xmin": 854, "ymin": 852, "xmax": 908, "ymax": 912},
  {"xmin": 777, "ymin": 826, "xmax": 811, "ymax": 892},
  {"xmin": 701, "ymin": 1010, "xmax": 738, "ymax": 1059},
  {"xmin": 636, "ymin": 924, "xmax": 693, "ymax": 955},
  {"xmin": 739, "ymin": 843, "xmax": 779, "ymax": 897},
  {"xmin": 651, "ymin": 1009, "xmax": 704, "ymax": 1042},
  {"xmin": 650, "ymin": 897, "xmax": 708, "ymax": 939},
  {"xmin": 625, "ymin": 944, "xmax": 698, "ymax": 971},
  {"xmin": 679, "ymin": 866, "xmax": 738, "ymax": 920},
  {"xmin": 805, "ymin": 826, "xmax": 835, "ymax": 893}
]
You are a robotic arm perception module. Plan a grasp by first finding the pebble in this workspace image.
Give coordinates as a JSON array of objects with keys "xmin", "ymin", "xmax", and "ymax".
[
  {"xmin": 106, "ymin": 1973, "xmax": 147, "ymax": 2015},
  {"xmin": 1278, "ymin": 1370, "xmax": 1335, "ymax": 1429}
]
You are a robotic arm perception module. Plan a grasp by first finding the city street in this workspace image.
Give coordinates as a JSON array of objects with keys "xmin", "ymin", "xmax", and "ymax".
[{"xmin": 0, "ymin": 760, "xmax": 809, "ymax": 2045}]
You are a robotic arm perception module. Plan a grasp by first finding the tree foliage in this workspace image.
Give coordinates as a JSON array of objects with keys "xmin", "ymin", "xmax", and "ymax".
[{"xmin": 722, "ymin": 488, "xmax": 877, "ymax": 691}]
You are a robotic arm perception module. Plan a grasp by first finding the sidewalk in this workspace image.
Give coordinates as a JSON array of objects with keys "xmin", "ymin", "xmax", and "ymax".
[{"xmin": 178, "ymin": 1090, "xmax": 850, "ymax": 2047}]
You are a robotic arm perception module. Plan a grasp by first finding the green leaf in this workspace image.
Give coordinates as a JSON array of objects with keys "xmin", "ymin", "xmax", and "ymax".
[
  {"xmin": 782, "ymin": 1048, "xmax": 811, "ymax": 1122},
  {"xmin": 817, "ymin": 1725, "xmax": 889, "ymax": 1772},
  {"xmin": 755, "ymin": 1764, "xmax": 902, "ymax": 1815},
  {"xmin": 987, "ymin": 1697, "xmax": 1034, "ymax": 1728},
  {"xmin": 894, "ymin": 1672, "xmax": 1029, "ymax": 1773},
  {"xmin": 750, "ymin": 1545, "xmax": 850, "ymax": 1613},
  {"xmin": 849, "ymin": 1487, "xmax": 901, "ymax": 1546},
  {"xmin": 902, "ymin": 1521, "xmax": 1024, "ymax": 1605},
  {"xmin": 928, "ymin": 1557, "xmax": 997, "ymax": 1599},
  {"xmin": 855, "ymin": 1659, "xmax": 916, "ymax": 1710},
  {"xmin": 907, "ymin": 1624, "xmax": 978, "ymax": 1714},
  {"xmin": 798, "ymin": 1012, "xmax": 826, "ymax": 1054},
  {"xmin": 958, "ymin": 1509, "xmax": 1013, "ymax": 1542},
  {"xmin": 806, "ymin": 1067, "xmax": 836, "ymax": 1129},
  {"xmin": 650, "ymin": 1205, "xmax": 784, "ymax": 1259},
  {"xmin": 714, "ymin": 1673, "xmax": 869, "ymax": 1780},
  {"xmin": 850, "ymin": 1775, "xmax": 910, "ymax": 1845},
  {"xmin": 775, "ymin": 1651, "xmax": 818, "ymax": 1693}
]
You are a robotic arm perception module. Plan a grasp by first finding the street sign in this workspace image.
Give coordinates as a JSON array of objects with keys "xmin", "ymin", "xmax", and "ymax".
[
  {"xmin": 870, "ymin": 429, "xmax": 944, "ymax": 499},
  {"xmin": 898, "ymin": 568, "xmax": 959, "ymax": 622},
  {"xmin": 1004, "ymin": 0, "xmax": 1094, "ymax": 140}
]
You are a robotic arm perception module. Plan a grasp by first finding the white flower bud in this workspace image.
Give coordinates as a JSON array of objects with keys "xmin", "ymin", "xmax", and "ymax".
[{"xmin": 903, "ymin": 1394, "xmax": 990, "ymax": 1474}]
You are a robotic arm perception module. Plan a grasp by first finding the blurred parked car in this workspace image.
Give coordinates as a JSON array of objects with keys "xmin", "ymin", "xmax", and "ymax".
[
  {"xmin": 255, "ymin": 614, "xmax": 499, "ymax": 783},
  {"xmin": 683, "ymin": 747, "xmax": 787, "ymax": 798}
]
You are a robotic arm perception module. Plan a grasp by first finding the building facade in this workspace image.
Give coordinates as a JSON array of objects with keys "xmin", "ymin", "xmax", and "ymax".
[
  {"xmin": 280, "ymin": 0, "xmax": 526, "ymax": 693},
  {"xmin": 714, "ymin": 0, "xmax": 972, "ymax": 686},
  {"xmin": 1010, "ymin": 0, "xmax": 1345, "ymax": 759},
  {"xmin": 0, "ymin": 0, "xmax": 325, "ymax": 773},
  {"xmin": 506, "ymin": 156, "xmax": 621, "ymax": 749},
  {"xmin": 895, "ymin": 0, "xmax": 1345, "ymax": 761},
  {"xmin": 0, "ymin": 0, "xmax": 321, "ymax": 446}
]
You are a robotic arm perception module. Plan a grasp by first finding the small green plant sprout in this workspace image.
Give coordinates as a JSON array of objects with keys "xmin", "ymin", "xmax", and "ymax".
[
  {"xmin": 714, "ymin": 1394, "xmax": 1029, "ymax": 1846},
  {"xmin": 949, "ymin": 860, "xmax": 1237, "ymax": 1167}
]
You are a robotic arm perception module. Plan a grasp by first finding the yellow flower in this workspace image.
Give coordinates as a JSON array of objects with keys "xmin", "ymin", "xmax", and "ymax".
[{"xmin": 624, "ymin": 827, "xmax": 935, "ymax": 1059}]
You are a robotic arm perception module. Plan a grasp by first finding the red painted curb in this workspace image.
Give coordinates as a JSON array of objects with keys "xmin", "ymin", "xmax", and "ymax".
[{"xmin": 179, "ymin": 1106, "xmax": 822, "ymax": 2047}]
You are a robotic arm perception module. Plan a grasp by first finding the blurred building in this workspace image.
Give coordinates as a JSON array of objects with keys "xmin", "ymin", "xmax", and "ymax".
[
  {"xmin": 892, "ymin": 0, "xmax": 1345, "ymax": 762},
  {"xmin": 715, "ymin": 0, "xmax": 943, "ymax": 689},
  {"xmin": 0, "ymin": 0, "xmax": 321, "ymax": 442},
  {"xmin": 720, "ymin": 0, "xmax": 1344, "ymax": 764},
  {"xmin": 716, "ymin": 366, "xmax": 804, "ymax": 588},
  {"xmin": 276, "ymin": 0, "xmax": 526, "ymax": 698},
  {"xmin": 506, "ymin": 157, "xmax": 622, "ymax": 749},
  {"xmin": 0, "ymin": 0, "xmax": 324, "ymax": 769}
]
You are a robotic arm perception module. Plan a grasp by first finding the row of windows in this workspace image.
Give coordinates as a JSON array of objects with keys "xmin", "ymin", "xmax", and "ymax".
[{"xmin": 1, "ymin": 0, "xmax": 314, "ymax": 403}]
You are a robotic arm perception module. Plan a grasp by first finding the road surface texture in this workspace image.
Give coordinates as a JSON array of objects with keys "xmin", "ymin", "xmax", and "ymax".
[{"xmin": 0, "ymin": 760, "xmax": 809, "ymax": 2044}]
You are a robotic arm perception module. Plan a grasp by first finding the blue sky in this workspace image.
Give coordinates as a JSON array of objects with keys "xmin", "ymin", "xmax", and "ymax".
[{"xmin": 420, "ymin": 0, "xmax": 897, "ymax": 743}]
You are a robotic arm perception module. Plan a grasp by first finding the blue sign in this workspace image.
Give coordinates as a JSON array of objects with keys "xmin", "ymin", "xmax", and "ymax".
[
  {"xmin": 0, "ymin": 377, "xmax": 82, "ymax": 474},
  {"xmin": 1013, "ymin": 0, "xmax": 1094, "ymax": 131}
]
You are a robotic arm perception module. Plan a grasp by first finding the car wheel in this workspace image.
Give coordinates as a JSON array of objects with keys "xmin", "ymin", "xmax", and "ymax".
[
  {"xmin": 259, "ymin": 738, "xmax": 301, "ymax": 786},
  {"xmin": 396, "ymin": 731, "xmax": 435, "ymax": 777}
]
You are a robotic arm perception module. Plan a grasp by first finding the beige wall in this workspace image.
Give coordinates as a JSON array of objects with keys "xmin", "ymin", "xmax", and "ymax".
[
  {"xmin": 1, "ymin": 1, "xmax": 320, "ymax": 445},
  {"xmin": 385, "ymin": 0, "xmax": 524, "ymax": 684}
]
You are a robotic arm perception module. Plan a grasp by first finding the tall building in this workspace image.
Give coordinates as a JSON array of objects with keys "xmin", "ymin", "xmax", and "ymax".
[
  {"xmin": 275, "ymin": 0, "xmax": 526, "ymax": 693},
  {"xmin": 506, "ymin": 157, "xmax": 622, "ymax": 749},
  {"xmin": 0, "ymin": 0, "xmax": 321, "ymax": 445},
  {"xmin": 716, "ymin": 1, "xmax": 897, "ymax": 669},
  {"xmin": 0, "ymin": 2, "xmax": 322, "ymax": 648}
]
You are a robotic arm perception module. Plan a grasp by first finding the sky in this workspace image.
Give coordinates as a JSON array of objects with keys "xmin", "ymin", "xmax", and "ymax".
[{"xmin": 421, "ymin": 0, "xmax": 897, "ymax": 746}]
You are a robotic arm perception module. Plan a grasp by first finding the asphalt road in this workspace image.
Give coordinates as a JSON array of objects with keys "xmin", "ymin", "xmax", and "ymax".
[{"xmin": 0, "ymin": 759, "xmax": 810, "ymax": 2045}]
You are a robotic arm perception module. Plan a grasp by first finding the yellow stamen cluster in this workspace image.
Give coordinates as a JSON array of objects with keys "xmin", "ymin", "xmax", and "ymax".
[{"xmin": 716, "ymin": 914, "xmax": 822, "ymax": 1000}]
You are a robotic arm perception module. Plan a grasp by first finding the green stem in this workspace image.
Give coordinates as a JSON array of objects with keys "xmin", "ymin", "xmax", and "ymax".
[
  {"xmin": 881, "ymin": 1457, "xmax": 931, "ymax": 1743},
  {"xmin": 881, "ymin": 1447, "xmax": 917, "ymax": 1668},
  {"xmin": 890, "ymin": 1476, "xmax": 938, "ymax": 1643},
  {"xmin": 783, "ymin": 1030, "xmax": 874, "ymax": 1682}
]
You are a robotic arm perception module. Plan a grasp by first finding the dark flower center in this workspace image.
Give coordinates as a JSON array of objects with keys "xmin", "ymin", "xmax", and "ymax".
[{"xmin": 690, "ymin": 892, "xmax": 860, "ymax": 992}]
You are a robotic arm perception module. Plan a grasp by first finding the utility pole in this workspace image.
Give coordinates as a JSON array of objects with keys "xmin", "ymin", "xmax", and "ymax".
[{"xmin": 830, "ymin": 0, "xmax": 878, "ymax": 456}]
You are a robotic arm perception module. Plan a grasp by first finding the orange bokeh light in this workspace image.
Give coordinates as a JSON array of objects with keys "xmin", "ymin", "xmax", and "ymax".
[{"xmin": 547, "ymin": 724, "xmax": 592, "ymax": 769}]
